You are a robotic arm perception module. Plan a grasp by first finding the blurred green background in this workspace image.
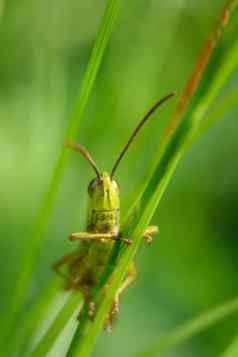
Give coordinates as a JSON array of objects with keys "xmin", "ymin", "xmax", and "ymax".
[{"xmin": 0, "ymin": 0, "xmax": 238, "ymax": 356}]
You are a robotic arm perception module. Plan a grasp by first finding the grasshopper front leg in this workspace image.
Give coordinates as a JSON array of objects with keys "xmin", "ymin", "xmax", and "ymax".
[
  {"xmin": 69, "ymin": 232, "xmax": 132, "ymax": 245},
  {"xmin": 69, "ymin": 227, "xmax": 158, "ymax": 246}
]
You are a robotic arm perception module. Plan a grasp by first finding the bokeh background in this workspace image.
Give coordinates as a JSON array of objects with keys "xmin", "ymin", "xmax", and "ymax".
[{"xmin": 0, "ymin": 0, "xmax": 238, "ymax": 356}]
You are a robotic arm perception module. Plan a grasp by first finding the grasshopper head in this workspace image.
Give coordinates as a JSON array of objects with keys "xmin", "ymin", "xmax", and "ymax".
[
  {"xmin": 66, "ymin": 92, "xmax": 175, "ymax": 216},
  {"xmin": 88, "ymin": 171, "xmax": 120, "ymax": 211}
]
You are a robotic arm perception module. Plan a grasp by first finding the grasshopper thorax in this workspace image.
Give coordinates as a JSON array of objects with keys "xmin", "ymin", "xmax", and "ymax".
[{"xmin": 87, "ymin": 171, "xmax": 120, "ymax": 233}]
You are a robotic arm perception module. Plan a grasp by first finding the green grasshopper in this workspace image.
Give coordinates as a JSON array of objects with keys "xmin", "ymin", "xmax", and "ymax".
[{"xmin": 54, "ymin": 93, "xmax": 174, "ymax": 328}]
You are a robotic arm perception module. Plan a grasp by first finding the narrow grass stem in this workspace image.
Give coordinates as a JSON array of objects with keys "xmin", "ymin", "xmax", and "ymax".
[
  {"xmin": 31, "ymin": 292, "xmax": 82, "ymax": 357},
  {"xmin": 8, "ymin": 0, "xmax": 119, "ymax": 343}
]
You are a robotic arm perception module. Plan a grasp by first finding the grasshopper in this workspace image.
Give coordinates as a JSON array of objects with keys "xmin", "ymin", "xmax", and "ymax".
[{"xmin": 53, "ymin": 93, "xmax": 174, "ymax": 328}]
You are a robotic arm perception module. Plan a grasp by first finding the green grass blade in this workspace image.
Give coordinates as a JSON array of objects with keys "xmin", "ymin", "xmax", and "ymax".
[
  {"xmin": 31, "ymin": 292, "xmax": 82, "ymax": 357},
  {"xmin": 135, "ymin": 297, "xmax": 238, "ymax": 357},
  {"xmin": 11, "ymin": 0, "xmax": 119, "ymax": 329},
  {"xmin": 64, "ymin": 3, "xmax": 238, "ymax": 356}
]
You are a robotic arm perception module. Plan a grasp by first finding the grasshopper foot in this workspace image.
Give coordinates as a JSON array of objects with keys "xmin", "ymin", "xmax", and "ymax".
[
  {"xmin": 88, "ymin": 301, "xmax": 96, "ymax": 320},
  {"xmin": 143, "ymin": 225, "xmax": 159, "ymax": 245},
  {"xmin": 105, "ymin": 298, "xmax": 119, "ymax": 332}
]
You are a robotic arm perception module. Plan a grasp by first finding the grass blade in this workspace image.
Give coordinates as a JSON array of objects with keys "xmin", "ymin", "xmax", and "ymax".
[
  {"xmin": 9, "ymin": 0, "xmax": 119, "ymax": 335},
  {"xmin": 135, "ymin": 297, "xmax": 238, "ymax": 357},
  {"xmin": 31, "ymin": 292, "xmax": 82, "ymax": 357}
]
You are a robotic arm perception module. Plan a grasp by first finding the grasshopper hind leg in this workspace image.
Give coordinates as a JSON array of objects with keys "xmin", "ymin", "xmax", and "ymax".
[
  {"xmin": 54, "ymin": 249, "xmax": 98, "ymax": 321},
  {"xmin": 53, "ymin": 251, "xmax": 81, "ymax": 279},
  {"xmin": 53, "ymin": 250, "xmax": 85, "ymax": 290}
]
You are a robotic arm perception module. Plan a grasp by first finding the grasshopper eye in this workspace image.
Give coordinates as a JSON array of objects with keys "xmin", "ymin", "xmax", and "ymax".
[{"xmin": 88, "ymin": 179, "xmax": 97, "ymax": 196}]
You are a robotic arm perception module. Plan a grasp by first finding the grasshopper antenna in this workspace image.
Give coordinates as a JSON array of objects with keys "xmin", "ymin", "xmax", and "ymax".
[
  {"xmin": 65, "ymin": 140, "xmax": 101, "ymax": 179},
  {"xmin": 111, "ymin": 92, "xmax": 175, "ymax": 177}
]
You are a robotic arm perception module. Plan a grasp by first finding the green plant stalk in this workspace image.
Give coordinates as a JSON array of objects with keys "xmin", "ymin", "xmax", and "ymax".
[
  {"xmin": 65, "ymin": 2, "xmax": 238, "ymax": 355},
  {"xmin": 6, "ymin": 0, "xmax": 119, "ymax": 343},
  {"xmin": 136, "ymin": 297, "xmax": 238, "ymax": 357},
  {"xmin": 31, "ymin": 292, "xmax": 82, "ymax": 357}
]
